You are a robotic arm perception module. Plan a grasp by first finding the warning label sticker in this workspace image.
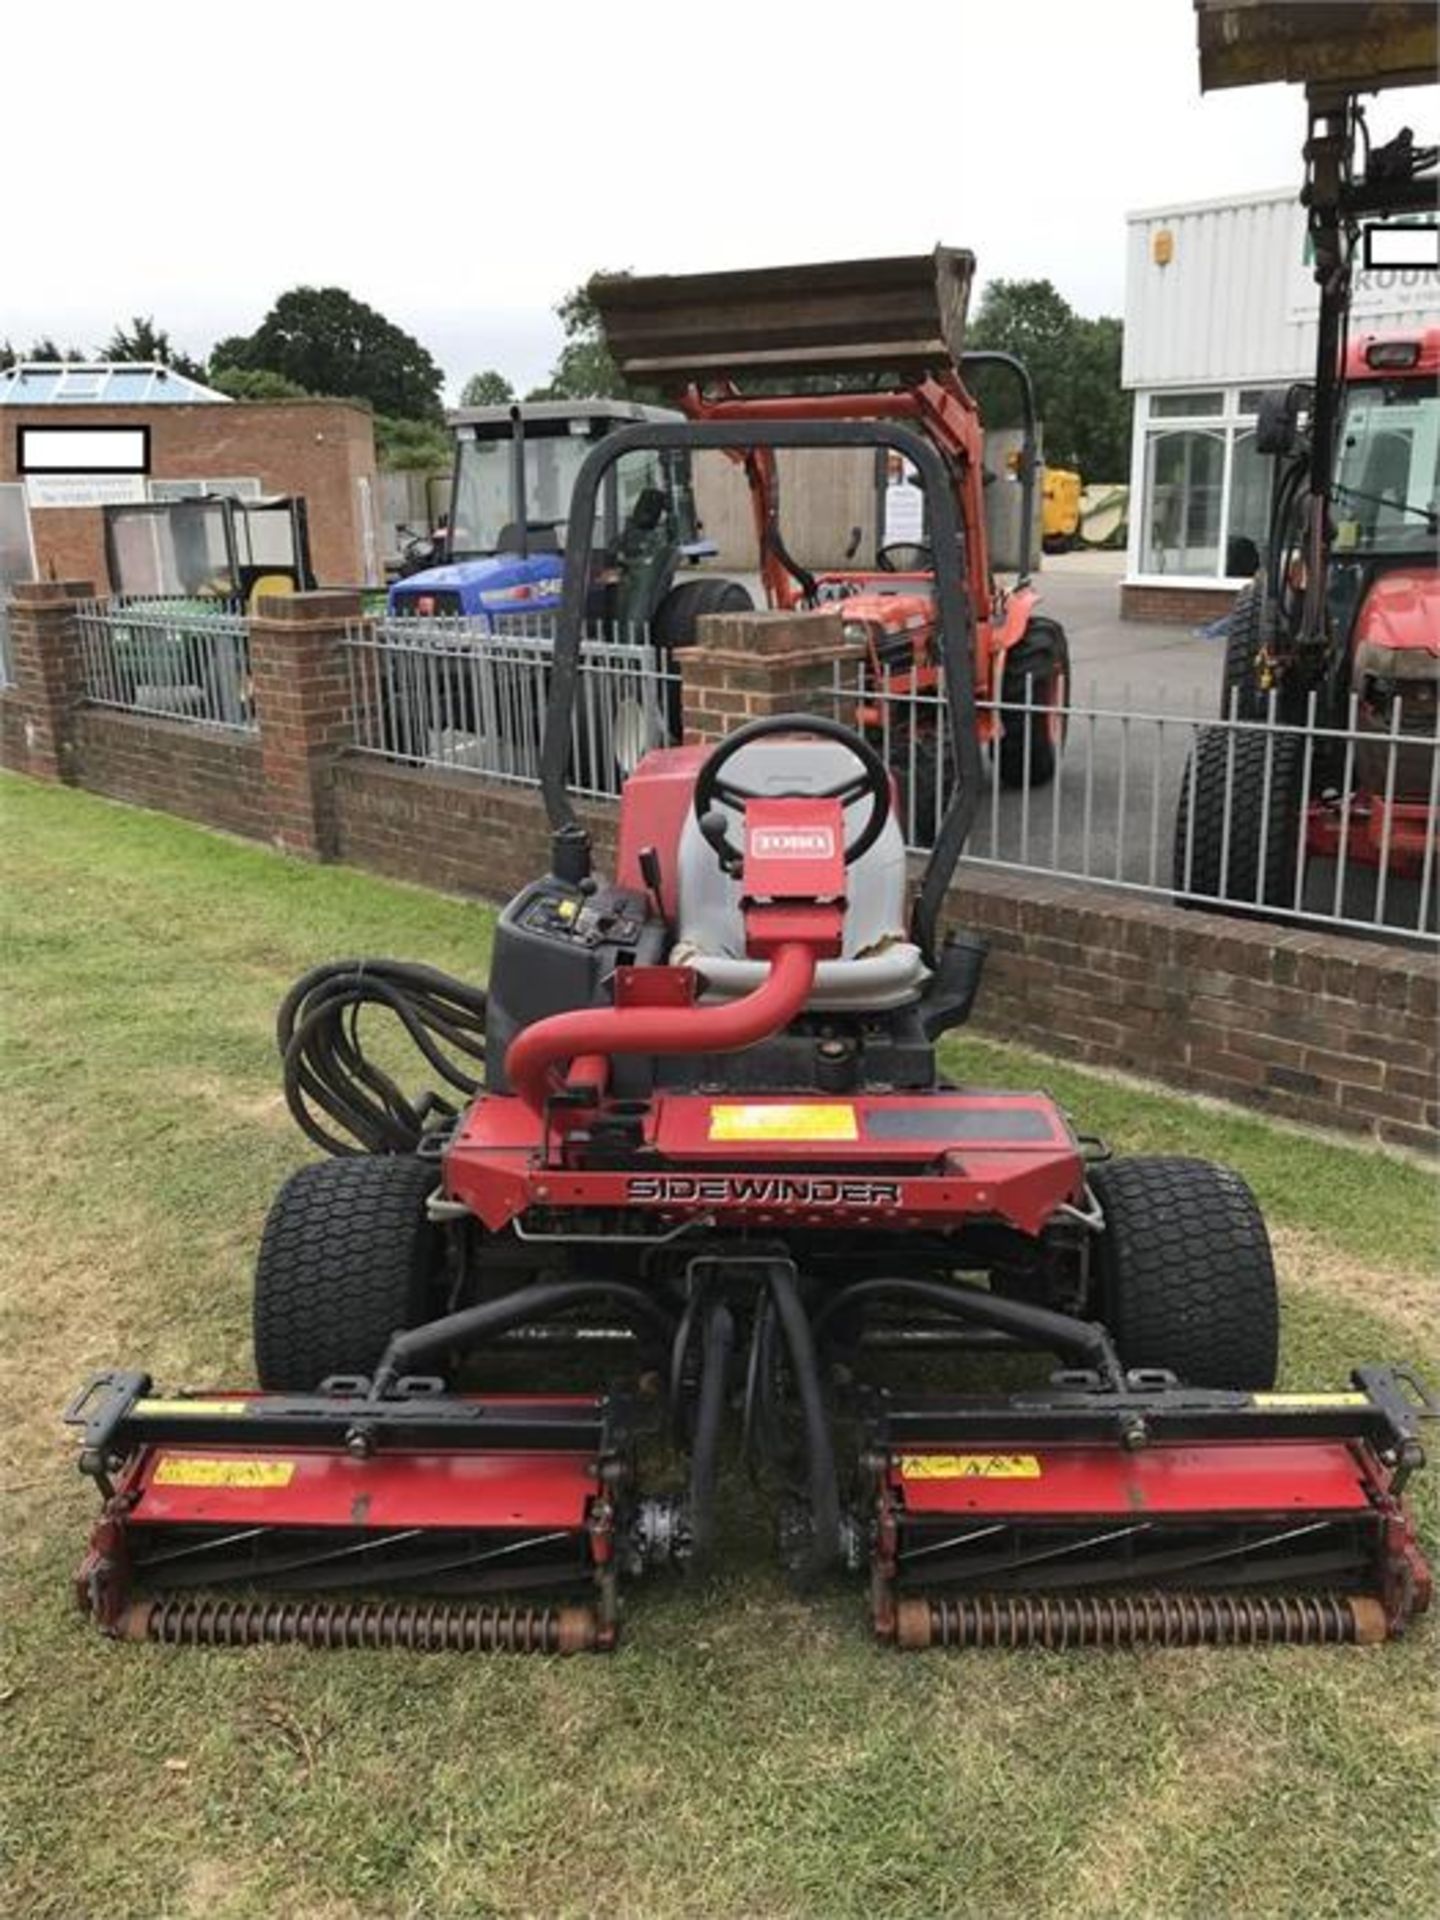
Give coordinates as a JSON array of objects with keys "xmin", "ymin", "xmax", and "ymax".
[
  {"xmin": 1251, "ymin": 1392, "xmax": 1369, "ymax": 1409},
  {"xmin": 137, "ymin": 1399, "xmax": 250, "ymax": 1417},
  {"xmin": 709, "ymin": 1103, "xmax": 858, "ymax": 1143},
  {"xmin": 897, "ymin": 1454, "xmax": 1042, "ymax": 1481},
  {"xmin": 152, "ymin": 1457, "xmax": 296, "ymax": 1489}
]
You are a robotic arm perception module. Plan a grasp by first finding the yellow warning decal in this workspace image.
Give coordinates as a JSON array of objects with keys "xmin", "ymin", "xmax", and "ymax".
[
  {"xmin": 709, "ymin": 1102, "xmax": 858, "ymax": 1142},
  {"xmin": 153, "ymin": 1457, "xmax": 296, "ymax": 1489},
  {"xmin": 898, "ymin": 1453, "xmax": 1042, "ymax": 1481},
  {"xmin": 137, "ymin": 1398, "xmax": 250, "ymax": 1417},
  {"xmin": 1251, "ymin": 1391, "xmax": 1369, "ymax": 1409}
]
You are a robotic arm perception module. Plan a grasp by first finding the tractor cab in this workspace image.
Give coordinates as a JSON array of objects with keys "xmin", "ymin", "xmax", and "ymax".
[
  {"xmin": 1333, "ymin": 330, "xmax": 1440, "ymax": 561},
  {"xmin": 102, "ymin": 494, "xmax": 314, "ymax": 609},
  {"xmin": 387, "ymin": 400, "xmax": 715, "ymax": 626}
]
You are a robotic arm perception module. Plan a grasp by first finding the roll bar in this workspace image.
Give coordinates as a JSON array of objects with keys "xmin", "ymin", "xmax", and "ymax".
[
  {"xmin": 959, "ymin": 349, "xmax": 1040, "ymax": 588},
  {"xmin": 541, "ymin": 418, "xmax": 982, "ymax": 965}
]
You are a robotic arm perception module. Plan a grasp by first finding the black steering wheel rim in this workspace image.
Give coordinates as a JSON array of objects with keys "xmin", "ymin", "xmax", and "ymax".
[{"xmin": 692, "ymin": 712, "xmax": 892, "ymax": 873}]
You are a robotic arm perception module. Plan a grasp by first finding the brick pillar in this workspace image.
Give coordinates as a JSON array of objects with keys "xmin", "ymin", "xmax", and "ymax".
[
  {"xmin": 5, "ymin": 580, "xmax": 94, "ymax": 782},
  {"xmin": 680, "ymin": 609, "xmax": 866, "ymax": 746},
  {"xmin": 249, "ymin": 590, "xmax": 360, "ymax": 858}
]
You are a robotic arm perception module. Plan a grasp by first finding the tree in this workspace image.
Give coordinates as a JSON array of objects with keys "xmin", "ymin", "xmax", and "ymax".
[
  {"xmin": 967, "ymin": 279, "xmax": 1132, "ymax": 480},
  {"xmin": 460, "ymin": 368, "xmax": 515, "ymax": 407},
  {"xmin": 100, "ymin": 315, "xmax": 208, "ymax": 382},
  {"xmin": 3, "ymin": 336, "xmax": 86, "ymax": 365},
  {"xmin": 529, "ymin": 277, "xmax": 630, "ymax": 401},
  {"xmin": 211, "ymin": 287, "xmax": 444, "ymax": 422},
  {"xmin": 208, "ymin": 365, "xmax": 312, "ymax": 402},
  {"xmin": 374, "ymin": 414, "xmax": 452, "ymax": 472}
]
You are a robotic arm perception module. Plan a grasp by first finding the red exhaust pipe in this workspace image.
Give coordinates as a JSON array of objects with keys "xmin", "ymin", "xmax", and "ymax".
[{"xmin": 505, "ymin": 943, "xmax": 817, "ymax": 1113}]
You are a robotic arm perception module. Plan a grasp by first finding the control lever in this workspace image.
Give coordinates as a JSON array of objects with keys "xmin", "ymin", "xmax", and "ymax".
[{"xmin": 700, "ymin": 808, "xmax": 741, "ymax": 876}]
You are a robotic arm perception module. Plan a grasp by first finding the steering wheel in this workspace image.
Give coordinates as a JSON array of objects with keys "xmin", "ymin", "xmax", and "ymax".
[{"xmin": 692, "ymin": 713, "xmax": 892, "ymax": 876}]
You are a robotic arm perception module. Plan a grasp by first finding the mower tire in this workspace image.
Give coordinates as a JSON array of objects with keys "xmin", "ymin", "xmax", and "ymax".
[
  {"xmin": 652, "ymin": 576, "xmax": 754, "ymax": 650},
  {"xmin": 1089, "ymin": 1156, "xmax": 1278, "ymax": 1390},
  {"xmin": 1172, "ymin": 724, "xmax": 1305, "ymax": 912},
  {"xmin": 253, "ymin": 1155, "xmax": 443, "ymax": 1391},
  {"xmin": 998, "ymin": 616, "xmax": 1069, "ymax": 790}
]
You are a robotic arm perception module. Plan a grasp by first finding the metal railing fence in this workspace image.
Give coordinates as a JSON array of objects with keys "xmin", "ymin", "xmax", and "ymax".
[
  {"xmin": 76, "ymin": 597, "xmax": 253, "ymax": 732},
  {"xmin": 824, "ymin": 660, "xmax": 1438, "ymax": 945},
  {"xmin": 345, "ymin": 615, "xmax": 680, "ymax": 800}
]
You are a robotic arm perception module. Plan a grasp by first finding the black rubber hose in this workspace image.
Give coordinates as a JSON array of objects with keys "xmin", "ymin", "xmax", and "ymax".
[
  {"xmin": 765, "ymin": 1265, "xmax": 841, "ymax": 1581},
  {"xmin": 741, "ymin": 1295, "xmax": 779, "ymax": 1481},
  {"xmin": 276, "ymin": 959, "xmax": 488, "ymax": 1156},
  {"xmin": 668, "ymin": 1292, "xmax": 701, "ymax": 1450},
  {"xmin": 372, "ymin": 1280, "xmax": 677, "ymax": 1393},
  {"xmin": 684, "ymin": 1299, "xmax": 734, "ymax": 1576},
  {"xmin": 811, "ymin": 1277, "xmax": 1122, "ymax": 1381}
]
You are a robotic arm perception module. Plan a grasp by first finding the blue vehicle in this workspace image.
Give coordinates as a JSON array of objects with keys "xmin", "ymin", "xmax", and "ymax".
[{"xmin": 388, "ymin": 399, "xmax": 739, "ymax": 635}]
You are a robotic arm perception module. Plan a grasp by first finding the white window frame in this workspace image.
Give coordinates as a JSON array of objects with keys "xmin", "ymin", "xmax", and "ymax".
[
  {"xmin": 149, "ymin": 476, "xmax": 263, "ymax": 503},
  {"xmin": 1126, "ymin": 384, "xmax": 1271, "ymax": 588}
]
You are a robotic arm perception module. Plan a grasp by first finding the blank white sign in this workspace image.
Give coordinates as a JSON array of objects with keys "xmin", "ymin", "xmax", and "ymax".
[
  {"xmin": 18, "ymin": 426, "xmax": 150, "ymax": 474},
  {"xmin": 1364, "ymin": 224, "xmax": 1440, "ymax": 270}
]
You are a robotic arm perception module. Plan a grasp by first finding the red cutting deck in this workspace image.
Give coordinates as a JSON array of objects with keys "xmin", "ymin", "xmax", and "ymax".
[
  {"xmin": 890, "ymin": 1443, "xmax": 1373, "ymax": 1517},
  {"xmin": 131, "ymin": 1447, "xmax": 600, "ymax": 1531}
]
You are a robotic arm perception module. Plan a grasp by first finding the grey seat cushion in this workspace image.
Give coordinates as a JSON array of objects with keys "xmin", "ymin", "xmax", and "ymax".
[{"xmin": 672, "ymin": 739, "xmax": 930, "ymax": 1011}]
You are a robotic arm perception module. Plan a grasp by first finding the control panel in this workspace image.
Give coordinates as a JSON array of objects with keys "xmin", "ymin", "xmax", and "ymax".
[
  {"xmin": 519, "ymin": 888, "xmax": 647, "ymax": 952},
  {"xmin": 486, "ymin": 876, "xmax": 666, "ymax": 1093}
]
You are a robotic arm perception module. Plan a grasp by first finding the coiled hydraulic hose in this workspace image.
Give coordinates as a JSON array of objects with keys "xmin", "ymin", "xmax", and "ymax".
[{"xmin": 276, "ymin": 959, "xmax": 488, "ymax": 1157}]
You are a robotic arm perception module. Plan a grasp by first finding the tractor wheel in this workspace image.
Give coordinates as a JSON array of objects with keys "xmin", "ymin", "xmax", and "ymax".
[
  {"xmin": 1089, "ymin": 1157, "xmax": 1279, "ymax": 1389},
  {"xmin": 998, "ymin": 617, "xmax": 1069, "ymax": 790},
  {"xmin": 1219, "ymin": 585, "xmax": 1265, "ymax": 722},
  {"xmin": 1172, "ymin": 725, "xmax": 1305, "ymax": 912},
  {"xmin": 253, "ymin": 1156, "xmax": 443, "ymax": 1390},
  {"xmin": 652, "ymin": 576, "xmax": 754, "ymax": 650}
]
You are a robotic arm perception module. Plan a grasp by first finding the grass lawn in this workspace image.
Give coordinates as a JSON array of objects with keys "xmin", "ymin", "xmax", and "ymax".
[{"xmin": 2, "ymin": 772, "xmax": 1436, "ymax": 1920}]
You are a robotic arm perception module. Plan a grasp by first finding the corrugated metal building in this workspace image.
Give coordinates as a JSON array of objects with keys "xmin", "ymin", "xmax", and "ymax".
[{"xmin": 1120, "ymin": 187, "xmax": 1440, "ymax": 620}]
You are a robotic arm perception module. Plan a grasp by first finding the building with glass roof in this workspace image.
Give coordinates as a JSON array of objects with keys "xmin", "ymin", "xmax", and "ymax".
[{"xmin": 0, "ymin": 362, "xmax": 234, "ymax": 406}]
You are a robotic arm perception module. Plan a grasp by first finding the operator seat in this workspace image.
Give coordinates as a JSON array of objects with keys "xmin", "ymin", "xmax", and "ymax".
[{"xmin": 669, "ymin": 739, "xmax": 931, "ymax": 1012}]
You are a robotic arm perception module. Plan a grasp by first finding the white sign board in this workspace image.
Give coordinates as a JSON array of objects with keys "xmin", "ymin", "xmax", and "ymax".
[{"xmin": 25, "ymin": 475, "xmax": 148, "ymax": 509}]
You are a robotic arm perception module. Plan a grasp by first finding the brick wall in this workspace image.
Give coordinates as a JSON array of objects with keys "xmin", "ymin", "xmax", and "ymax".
[
  {"xmin": 944, "ymin": 866, "xmax": 1437, "ymax": 1154},
  {"xmin": 4, "ymin": 585, "xmax": 1434, "ymax": 1153},
  {"xmin": 70, "ymin": 708, "xmax": 267, "ymax": 840},
  {"xmin": 1121, "ymin": 582, "xmax": 1238, "ymax": 625},
  {"xmin": 1, "ymin": 400, "xmax": 378, "ymax": 589},
  {"xmin": 333, "ymin": 758, "xmax": 618, "ymax": 902}
]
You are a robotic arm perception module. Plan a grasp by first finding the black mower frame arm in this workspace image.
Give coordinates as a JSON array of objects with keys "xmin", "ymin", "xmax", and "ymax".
[{"xmin": 542, "ymin": 418, "xmax": 982, "ymax": 967}]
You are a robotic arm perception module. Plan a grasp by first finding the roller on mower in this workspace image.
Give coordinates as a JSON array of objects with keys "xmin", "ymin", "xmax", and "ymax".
[{"xmin": 66, "ymin": 412, "xmax": 1435, "ymax": 1657}]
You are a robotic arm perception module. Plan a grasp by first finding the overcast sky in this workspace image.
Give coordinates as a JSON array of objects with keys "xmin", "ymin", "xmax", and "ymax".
[{"xmin": 6, "ymin": 1, "xmax": 1435, "ymax": 401}]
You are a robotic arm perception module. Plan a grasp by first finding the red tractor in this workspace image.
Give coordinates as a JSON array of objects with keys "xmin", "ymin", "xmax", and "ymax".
[
  {"xmin": 590, "ymin": 251, "xmax": 1071, "ymax": 829},
  {"xmin": 1175, "ymin": 21, "xmax": 1438, "ymax": 920},
  {"xmin": 64, "ymin": 414, "xmax": 1434, "ymax": 1656}
]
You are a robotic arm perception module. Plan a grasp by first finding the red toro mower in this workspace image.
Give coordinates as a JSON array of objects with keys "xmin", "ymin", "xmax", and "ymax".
[{"xmin": 67, "ymin": 416, "xmax": 1433, "ymax": 1656}]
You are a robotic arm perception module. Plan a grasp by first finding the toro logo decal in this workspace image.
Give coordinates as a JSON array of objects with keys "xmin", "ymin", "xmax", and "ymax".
[{"xmin": 748, "ymin": 827, "xmax": 836, "ymax": 860}]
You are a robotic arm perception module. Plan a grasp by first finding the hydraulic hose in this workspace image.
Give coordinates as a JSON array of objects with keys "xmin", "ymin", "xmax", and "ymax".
[
  {"xmin": 504, "ymin": 941, "xmax": 817, "ymax": 1113},
  {"xmin": 765, "ymin": 1263, "xmax": 842, "ymax": 1583},
  {"xmin": 277, "ymin": 959, "xmax": 488, "ymax": 1156},
  {"xmin": 810, "ymin": 1277, "xmax": 1123, "ymax": 1383},
  {"xmin": 372, "ymin": 1280, "xmax": 677, "ymax": 1394},
  {"xmin": 685, "ymin": 1299, "xmax": 735, "ymax": 1575}
]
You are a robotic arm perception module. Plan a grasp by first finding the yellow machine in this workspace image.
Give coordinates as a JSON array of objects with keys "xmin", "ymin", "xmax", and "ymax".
[{"xmin": 1041, "ymin": 466, "xmax": 1082, "ymax": 551}]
